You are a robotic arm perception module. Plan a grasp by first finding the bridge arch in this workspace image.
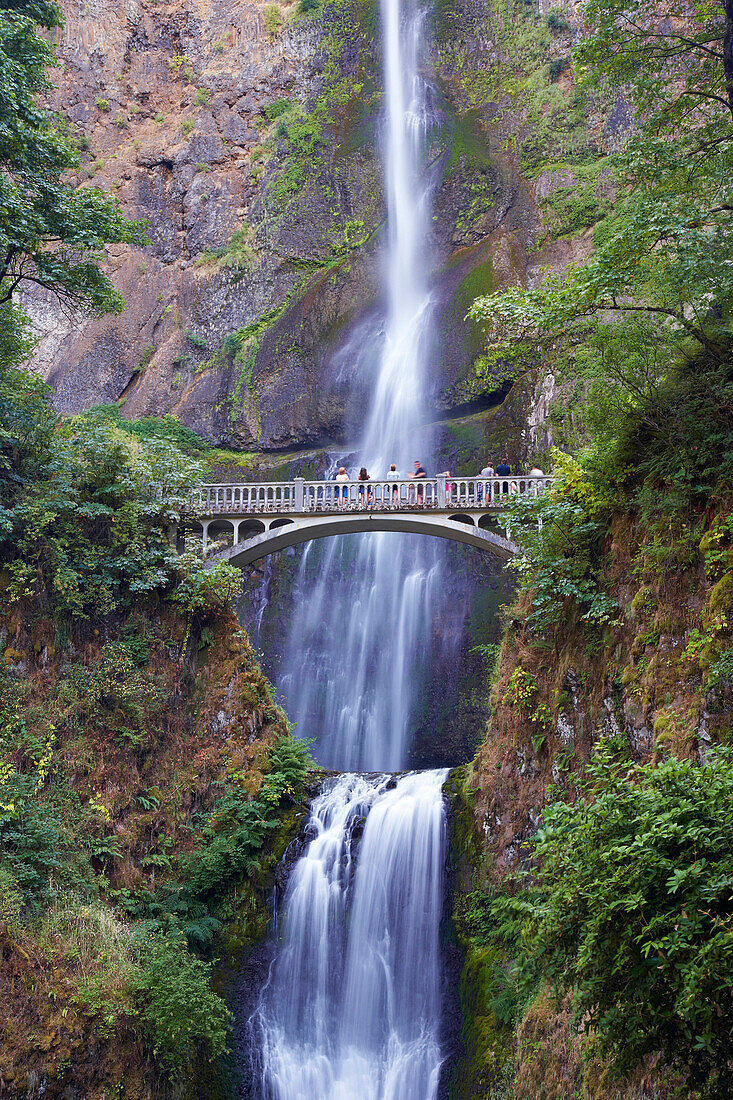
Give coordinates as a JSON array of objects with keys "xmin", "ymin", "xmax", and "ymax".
[{"xmin": 207, "ymin": 513, "xmax": 518, "ymax": 568}]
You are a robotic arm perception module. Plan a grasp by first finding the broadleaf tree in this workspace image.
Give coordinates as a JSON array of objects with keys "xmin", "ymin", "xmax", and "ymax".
[
  {"xmin": 469, "ymin": 0, "xmax": 733, "ymax": 359},
  {"xmin": 0, "ymin": 0, "xmax": 147, "ymax": 346}
]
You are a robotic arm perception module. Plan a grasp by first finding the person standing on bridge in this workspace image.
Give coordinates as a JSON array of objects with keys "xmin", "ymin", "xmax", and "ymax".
[
  {"xmin": 385, "ymin": 463, "xmax": 400, "ymax": 505},
  {"xmin": 335, "ymin": 466, "xmax": 349, "ymax": 508},
  {"xmin": 495, "ymin": 458, "xmax": 511, "ymax": 496},
  {"xmin": 410, "ymin": 459, "xmax": 427, "ymax": 507},
  {"xmin": 358, "ymin": 467, "xmax": 371, "ymax": 508},
  {"xmin": 477, "ymin": 460, "xmax": 494, "ymax": 502}
]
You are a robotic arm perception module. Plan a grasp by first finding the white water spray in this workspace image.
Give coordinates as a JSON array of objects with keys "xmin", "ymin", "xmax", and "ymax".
[
  {"xmin": 254, "ymin": 770, "xmax": 447, "ymax": 1100},
  {"xmin": 279, "ymin": 0, "xmax": 445, "ymax": 772},
  {"xmin": 252, "ymin": 1, "xmax": 453, "ymax": 1094}
]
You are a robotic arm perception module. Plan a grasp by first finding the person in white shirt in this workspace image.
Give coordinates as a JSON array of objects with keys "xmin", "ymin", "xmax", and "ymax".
[
  {"xmin": 335, "ymin": 466, "xmax": 349, "ymax": 508},
  {"xmin": 385, "ymin": 462, "xmax": 400, "ymax": 504},
  {"xmin": 478, "ymin": 461, "xmax": 494, "ymax": 502}
]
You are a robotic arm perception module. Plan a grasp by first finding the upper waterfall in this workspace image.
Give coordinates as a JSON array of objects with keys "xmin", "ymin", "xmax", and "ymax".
[
  {"xmin": 276, "ymin": 0, "xmax": 457, "ymax": 774},
  {"xmin": 362, "ymin": 0, "xmax": 435, "ymax": 471}
]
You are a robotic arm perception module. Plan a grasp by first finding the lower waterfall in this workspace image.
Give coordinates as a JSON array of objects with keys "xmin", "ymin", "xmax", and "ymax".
[{"xmin": 252, "ymin": 770, "xmax": 448, "ymax": 1100}]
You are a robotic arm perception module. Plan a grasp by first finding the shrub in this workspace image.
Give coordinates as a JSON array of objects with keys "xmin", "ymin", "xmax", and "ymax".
[
  {"xmin": 298, "ymin": 0, "xmax": 320, "ymax": 11},
  {"xmin": 517, "ymin": 743, "xmax": 733, "ymax": 1095},
  {"xmin": 548, "ymin": 57, "xmax": 570, "ymax": 81},
  {"xmin": 0, "ymin": 767, "xmax": 66, "ymax": 910},
  {"xmin": 179, "ymin": 732, "xmax": 312, "ymax": 899},
  {"xmin": 194, "ymin": 88, "xmax": 211, "ymax": 106},
  {"xmin": 95, "ymin": 97, "xmax": 109, "ymax": 111},
  {"xmin": 169, "ymin": 555, "xmax": 242, "ymax": 616},
  {"xmin": 263, "ymin": 99, "xmax": 292, "ymax": 121},
  {"xmin": 133, "ymin": 928, "xmax": 230, "ymax": 1074},
  {"xmin": 263, "ymin": 3, "xmax": 284, "ymax": 35},
  {"xmin": 0, "ymin": 865, "xmax": 22, "ymax": 934},
  {"xmin": 180, "ymin": 118, "xmax": 195, "ymax": 137},
  {"xmin": 185, "ymin": 330, "xmax": 207, "ymax": 349},
  {"xmin": 546, "ymin": 8, "xmax": 568, "ymax": 31},
  {"xmin": 0, "ymin": 370, "xmax": 205, "ymax": 618},
  {"xmin": 168, "ymin": 54, "xmax": 195, "ymax": 82},
  {"xmin": 223, "ymin": 332, "xmax": 243, "ymax": 358}
]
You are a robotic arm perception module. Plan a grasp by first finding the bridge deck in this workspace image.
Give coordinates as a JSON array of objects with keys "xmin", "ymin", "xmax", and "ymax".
[
  {"xmin": 195, "ymin": 474, "xmax": 550, "ymax": 518},
  {"xmin": 183, "ymin": 475, "xmax": 550, "ymax": 564}
]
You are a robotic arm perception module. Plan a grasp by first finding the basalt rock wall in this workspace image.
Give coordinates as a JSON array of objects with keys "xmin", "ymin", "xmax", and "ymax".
[{"xmin": 30, "ymin": 0, "xmax": 620, "ymax": 459}]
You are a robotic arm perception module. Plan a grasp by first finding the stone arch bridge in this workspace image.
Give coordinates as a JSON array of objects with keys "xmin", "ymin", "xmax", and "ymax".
[{"xmin": 181, "ymin": 475, "xmax": 551, "ymax": 566}]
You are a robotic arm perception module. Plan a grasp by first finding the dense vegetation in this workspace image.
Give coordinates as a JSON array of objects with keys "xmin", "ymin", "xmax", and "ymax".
[
  {"xmin": 0, "ymin": 3, "xmax": 316, "ymax": 1089},
  {"xmin": 0, "ymin": 368, "xmax": 315, "ymax": 1085},
  {"xmin": 457, "ymin": 2, "xmax": 733, "ymax": 1097}
]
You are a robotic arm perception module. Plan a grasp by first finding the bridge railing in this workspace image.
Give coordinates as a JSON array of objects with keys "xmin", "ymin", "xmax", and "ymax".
[{"xmin": 196, "ymin": 475, "xmax": 552, "ymax": 515}]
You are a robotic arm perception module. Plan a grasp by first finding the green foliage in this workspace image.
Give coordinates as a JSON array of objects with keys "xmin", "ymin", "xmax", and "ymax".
[
  {"xmin": 0, "ymin": 864, "xmax": 22, "ymax": 932},
  {"xmin": 263, "ymin": 98, "xmax": 292, "ymax": 121},
  {"xmin": 168, "ymin": 54, "xmax": 195, "ymax": 82},
  {"xmin": 0, "ymin": 766, "xmax": 64, "ymax": 910},
  {"xmin": 195, "ymin": 225, "xmax": 257, "ymax": 273},
  {"xmin": 545, "ymin": 8, "xmax": 568, "ymax": 32},
  {"xmin": 0, "ymin": 0, "xmax": 147, "ymax": 316},
  {"xmin": 547, "ymin": 56, "xmax": 569, "ymax": 81},
  {"xmin": 169, "ymin": 554, "xmax": 242, "ymax": 617},
  {"xmin": 261, "ymin": 0, "xmax": 380, "ymax": 212},
  {"xmin": 263, "ymin": 2, "xmax": 283, "ymax": 34},
  {"xmin": 179, "ymin": 734, "xmax": 312, "ymax": 899},
  {"xmin": 0, "ymin": 368, "xmax": 212, "ymax": 619},
  {"xmin": 185, "ymin": 329, "xmax": 207, "ymax": 349},
  {"xmin": 501, "ymin": 449, "xmax": 620, "ymax": 630},
  {"xmin": 517, "ymin": 743, "xmax": 733, "ymax": 1096},
  {"xmin": 119, "ymin": 733, "xmax": 313, "ymax": 951},
  {"xmin": 78, "ymin": 403, "xmax": 210, "ymax": 455},
  {"xmin": 469, "ymin": 0, "xmax": 733, "ymax": 357},
  {"xmin": 133, "ymin": 928, "xmax": 230, "ymax": 1074},
  {"xmin": 56, "ymin": 636, "xmax": 166, "ymax": 750}
]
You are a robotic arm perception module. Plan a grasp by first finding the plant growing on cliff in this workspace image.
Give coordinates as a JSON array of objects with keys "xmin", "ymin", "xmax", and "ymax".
[
  {"xmin": 517, "ymin": 742, "xmax": 733, "ymax": 1097},
  {"xmin": 469, "ymin": 0, "xmax": 733, "ymax": 359},
  {"xmin": 0, "ymin": 375, "xmax": 206, "ymax": 619},
  {"xmin": 133, "ymin": 928, "xmax": 230, "ymax": 1074},
  {"xmin": 501, "ymin": 450, "xmax": 620, "ymax": 630},
  {"xmin": 0, "ymin": 0, "xmax": 147, "ymax": 328},
  {"xmin": 263, "ymin": 2, "xmax": 284, "ymax": 35}
]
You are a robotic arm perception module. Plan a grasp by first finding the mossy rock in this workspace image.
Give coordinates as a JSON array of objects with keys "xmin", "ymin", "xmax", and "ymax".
[
  {"xmin": 708, "ymin": 572, "xmax": 733, "ymax": 618},
  {"xmin": 630, "ymin": 584, "xmax": 654, "ymax": 617},
  {"xmin": 449, "ymin": 944, "xmax": 515, "ymax": 1100}
]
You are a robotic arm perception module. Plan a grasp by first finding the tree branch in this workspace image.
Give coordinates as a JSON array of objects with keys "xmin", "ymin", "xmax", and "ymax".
[{"xmin": 619, "ymin": 18, "xmax": 724, "ymax": 59}]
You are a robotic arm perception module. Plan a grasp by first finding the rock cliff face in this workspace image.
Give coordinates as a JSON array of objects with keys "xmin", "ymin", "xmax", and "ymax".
[{"xmin": 30, "ymin": 0, "xmax": 615, "ymax": 457}]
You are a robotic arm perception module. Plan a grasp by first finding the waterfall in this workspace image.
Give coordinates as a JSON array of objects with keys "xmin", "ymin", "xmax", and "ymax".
[
  {"xmin": 278, "ymin": 0, "xmax": 447, "ymax": 773},
  {"xmin": 251, "ymin": 1, "xmax": 454, "ymax": 1094},
  {"xmin": 253, "ymin": 770, "xmax": 447, "ymax": 1100}
]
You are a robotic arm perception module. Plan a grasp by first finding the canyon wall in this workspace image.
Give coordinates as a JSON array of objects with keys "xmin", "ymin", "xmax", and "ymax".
[{"xmin": 31, "ymin": 0, "xmax": 623, "ymax": 464}]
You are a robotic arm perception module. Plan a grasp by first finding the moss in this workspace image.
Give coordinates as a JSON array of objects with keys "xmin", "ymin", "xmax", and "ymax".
[
  {"xmin": 630, "ymin": 585, "xmax": 655, "ymax": 617},
  {"xmin": 444, "ymin": 768, "xmax": 516, "ymax": 1098},
  {"xmin": 442, "ymin": 109, "xmax": 494, "ymax": 177},
  {"xmin": 708, "ymin": 572, "xmax": 733, "ymax": 617},
  {"xmin": 451, "ymin": 944, "xmax": 515, "ymax": 1099},
  {"xmin": 538, "ymin": 159, "xmax": 613, "ymax": 239}
]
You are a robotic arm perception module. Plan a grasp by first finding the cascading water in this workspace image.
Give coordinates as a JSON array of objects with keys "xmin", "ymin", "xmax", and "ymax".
[
  {"xmin": 253, "ymin": 770, "xmax": 447, "ymax": 1100},
  {"xmin": 277, "ymin": 0, "xmax": 449, "ymax": 773},
  {"xmin": 250, "ymin": 0, "xmax": 456, "ymax": 1094}
]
